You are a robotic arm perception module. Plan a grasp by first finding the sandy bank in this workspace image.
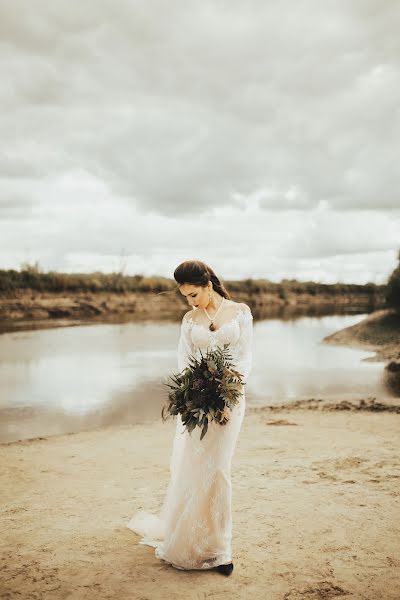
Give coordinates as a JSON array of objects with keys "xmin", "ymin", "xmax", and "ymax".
[
  {"xmin": 323, "ymin": 309, "xmax": 400, "ymax": 397},
  {"xmin": 1, "ymin": 405, "xmax": 399, "ymax": 599},
  {"xmin": 323, "ymin": 309, "xmax": 400, "ymax": 363}
]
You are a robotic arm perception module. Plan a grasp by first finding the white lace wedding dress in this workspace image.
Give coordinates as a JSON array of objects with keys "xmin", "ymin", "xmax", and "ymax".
[{"xmin": 126, "ymin": 302, "xmax": 253, "ymax": 570}]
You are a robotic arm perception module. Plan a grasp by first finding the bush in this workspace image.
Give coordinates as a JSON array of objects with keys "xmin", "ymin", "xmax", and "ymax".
[
  {"xmin": 0, "ymin": 266, "xmax": 388, "ymax": 299},
  {"xmin": 386, "ymin": 250, "xmax": 400, "ymax": 311}
]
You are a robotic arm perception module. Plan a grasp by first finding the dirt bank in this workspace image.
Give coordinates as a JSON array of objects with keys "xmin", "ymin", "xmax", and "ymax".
[
  {"xmin": 323, "ymin": 309, "xmax": 400, "ymax": 363},
  {"xmin": 323, "ymin": 309, "xmax": 400, "ymax": 399},
  {"xmin": 0, "ymin": 288, "xmax": 383, "ymax": 334}
]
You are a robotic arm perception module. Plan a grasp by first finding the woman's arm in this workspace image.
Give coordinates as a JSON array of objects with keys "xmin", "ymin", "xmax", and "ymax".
[
  {"xmin": 177, "ymin": 311, "xmax": 195, "ymax": 372},
  {"xmin": 234, "ymin": 304, "xmax": 253, "ymax": 383}
]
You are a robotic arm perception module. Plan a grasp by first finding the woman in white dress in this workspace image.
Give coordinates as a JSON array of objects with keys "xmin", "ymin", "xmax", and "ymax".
[{"xmin": 127, "ymin": 260, "xmax": 253, "ymax": 575}]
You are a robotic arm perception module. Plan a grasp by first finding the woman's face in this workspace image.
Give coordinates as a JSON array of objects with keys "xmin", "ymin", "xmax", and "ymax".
[{"xmin": 179, "ymin": 283, "xmax": 211, "ymax": 309}]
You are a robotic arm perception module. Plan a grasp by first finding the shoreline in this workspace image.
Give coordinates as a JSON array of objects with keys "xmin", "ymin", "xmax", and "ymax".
[
  {"xmin": 1, "ymin": 306, "xmax": 399, "ymax": 448},
  {"xmin": 322, "ymin": 308, "xmax": 400, "ymax": 398},
  {"xmin": 0, "ymin": 288, "xmax": 383, "ymax": 335},
  {"xmin": 323, "ymin": 309, "xmax": 400, "ymax": 362},
  {"xmin": 2, "ymin": 397, "xmax": 400, "ymax": 449},
  {"xmin": 322, "ymin": 308, "xmax": 400, "ymax": 363},
  {"xmin": 322, "ymin": 309, "xmax": 400, "ymax": 399}
]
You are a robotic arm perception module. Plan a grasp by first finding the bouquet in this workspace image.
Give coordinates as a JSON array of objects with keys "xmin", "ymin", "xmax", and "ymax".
[{"xmin": 162, "ymin": 343, "xmax": 245, "ymax": 440}]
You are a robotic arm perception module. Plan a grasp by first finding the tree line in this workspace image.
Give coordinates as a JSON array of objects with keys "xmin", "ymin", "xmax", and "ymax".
[
  {"xmin": 0, "ymin": 261, "xmax": 397, "ymax": 309},
  {"xmin": 386, "ymin": 250, "xmax": 400, "ymax": 311}
]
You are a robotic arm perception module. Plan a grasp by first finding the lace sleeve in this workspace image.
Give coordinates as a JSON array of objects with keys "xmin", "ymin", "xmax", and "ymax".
[
  {"xmin": 177, "ymin": 313, "xmax": 195, "ymax": 372},
  {"xmin": 235, "ymin": 304, "xmax": 253, "ymax": 384}
]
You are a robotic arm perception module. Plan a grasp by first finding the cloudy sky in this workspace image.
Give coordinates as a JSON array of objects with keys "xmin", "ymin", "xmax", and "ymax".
[{"xmin": 0, "ymin": 1, "xmax": 399, "ymax": 284}]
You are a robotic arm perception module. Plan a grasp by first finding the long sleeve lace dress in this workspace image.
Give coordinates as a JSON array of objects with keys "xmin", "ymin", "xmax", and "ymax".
[{"xmin": 126, "ymin": 302, "xmax": 253, "ymax": 570}]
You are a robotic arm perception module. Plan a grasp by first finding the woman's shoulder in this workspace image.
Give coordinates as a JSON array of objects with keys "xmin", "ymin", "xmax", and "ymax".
[
  {"xmin": 182, "ymin": 309, "xmax": 196, "ymax": 326},
  {"xmin": 183, "ymin": 309, "xmax": 195, "ymax": 321},
  {"xmin": 224, "ymin": 299, "xmax": 251, "ymax": 311},
  {"xmin": 234, "ymin": 301, "xmax": 252, "ymax": 314},
  {"xmin": 222, "ymin": 299, "xmax": 252, "ymax": 320},
  {"xmin": 234, "ymin": 302, "xmax": 253, "ymax": 323}
]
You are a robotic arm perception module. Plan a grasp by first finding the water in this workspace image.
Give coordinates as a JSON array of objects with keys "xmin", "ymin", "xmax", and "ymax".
[{"xmin": 0, "ymin": 313, "xmax": 391, "ymax": 443}]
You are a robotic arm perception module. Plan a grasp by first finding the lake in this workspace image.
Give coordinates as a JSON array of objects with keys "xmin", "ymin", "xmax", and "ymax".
[{"xmin": 0, "ymin": 311, "xmax": 392, "ymax": 443}]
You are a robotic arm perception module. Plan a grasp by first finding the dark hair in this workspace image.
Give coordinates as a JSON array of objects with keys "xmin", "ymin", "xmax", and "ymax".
[{"xmin": 174, "ymin": 260, "xmax": 231, "ymax": 299}]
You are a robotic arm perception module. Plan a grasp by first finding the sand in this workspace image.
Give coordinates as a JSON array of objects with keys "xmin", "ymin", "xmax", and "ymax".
[
  {"xmin": 323, "ymin": 309, "xmax": 400, "ymax": 364},
  {"xmin": 1, "ymin": 403, "xmax": 399, "ymax": 600}
]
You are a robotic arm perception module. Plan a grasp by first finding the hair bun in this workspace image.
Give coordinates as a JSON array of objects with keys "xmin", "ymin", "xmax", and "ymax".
[{"xmin": 174, "ymin": 260, "xmax": 230, "ymax": 300}]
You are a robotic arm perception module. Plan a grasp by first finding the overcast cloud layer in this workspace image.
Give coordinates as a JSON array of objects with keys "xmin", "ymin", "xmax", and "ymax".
[{"xmin": 0, "ymin": 0, "xmax": 399, "ymax": 283}]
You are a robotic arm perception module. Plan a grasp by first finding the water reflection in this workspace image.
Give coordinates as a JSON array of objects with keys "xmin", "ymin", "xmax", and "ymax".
[
  {"xmin": 0, "ymin": 311, "xmax": 393, "ymax": 443},
  {"xmin": 250, "ymin": 314, "xmax": 386, "ymax": 403}
]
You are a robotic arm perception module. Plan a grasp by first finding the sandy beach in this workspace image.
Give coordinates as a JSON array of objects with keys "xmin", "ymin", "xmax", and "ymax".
[{"xmin": 1, "ymin": 400, "xmax": 399, "ymax": 600}]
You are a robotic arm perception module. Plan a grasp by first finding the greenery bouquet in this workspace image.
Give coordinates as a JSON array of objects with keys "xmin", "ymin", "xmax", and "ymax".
[{"xmin": 162, "ymin": 343, "xmax": 245, "ymax": 440}]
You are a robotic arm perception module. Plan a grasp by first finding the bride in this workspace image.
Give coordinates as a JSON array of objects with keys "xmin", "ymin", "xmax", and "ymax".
[{"xmin": 126, "ymin": 260, "xmax": 253, "ymax": 575}]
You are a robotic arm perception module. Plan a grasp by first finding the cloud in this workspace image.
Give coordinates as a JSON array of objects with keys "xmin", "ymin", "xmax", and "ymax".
[{"xmin": 0, "ymin": 1, "xmax": 399, "ymax": 281}]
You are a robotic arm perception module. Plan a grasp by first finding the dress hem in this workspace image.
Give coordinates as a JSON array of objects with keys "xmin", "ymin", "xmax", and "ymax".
[{"xmin": 127, "ymin": 523, "xmax": 232, "ymax": 571}]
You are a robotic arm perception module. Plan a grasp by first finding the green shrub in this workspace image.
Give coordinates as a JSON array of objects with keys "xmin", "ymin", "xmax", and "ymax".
[
  {"xmin": 386, "ymin": 251, "xmax": 400, "ymax": 311},
  {"xmin": 0, "ymin": 266, "xmax": 388, "ymax": 299}
]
